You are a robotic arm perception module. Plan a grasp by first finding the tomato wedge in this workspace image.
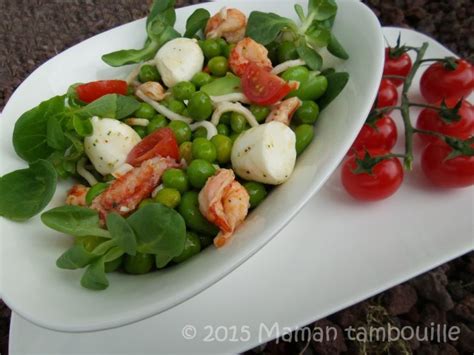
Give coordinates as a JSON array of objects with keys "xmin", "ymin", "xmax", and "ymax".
[
  {"xmin": 126, "ymin": 128, "xmax": 179, "ymax": 166},
  {"xmin": 241, "ymin": 62, "xmax": 293, "ymax": 106},
  {"xmin": 76, "ymin": 80, "xmax": 128, "ymax": 103}
]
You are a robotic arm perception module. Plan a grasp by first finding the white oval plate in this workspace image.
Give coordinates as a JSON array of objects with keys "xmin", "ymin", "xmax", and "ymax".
[{"xmin": 0, "ymin": 0, "xmax": 383, "ymax": 332}]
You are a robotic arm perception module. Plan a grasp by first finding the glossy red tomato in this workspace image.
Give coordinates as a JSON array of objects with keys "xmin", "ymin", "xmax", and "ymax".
[
  {"xmin": 376, "ymin": 79, "xmax": 399, "ymax": 112},
  {"xmin": 241, "ymin": 62, "xmax": 293, "ymax": 105},
  {"xmin": 416, "ymin": 98, "xmax": 474, "ymax": 144},
  {"xmin": 126, "ymin": 128, "xmax": 179, "ymax": 166},
  {"xmin": 351, "ymin": 115, "xmax": 398, "ymax": 152},
  {"xmin": 383, "ymin": 48, "xmax": 412, "ymax": 86},
  {"xmin": 76, "ymin": 80, "xmax": 128, "ymax": 103},
  {"xmin": 341, "ymin": 149, "xmax": 404, "ymax": 201},
  {"xmin": 420, "ymin": 59, "xmax": 473, "ymax": 103},
  {"xmin": 421, "ymin": 141, "xmax": 474, "ymax": 188}
]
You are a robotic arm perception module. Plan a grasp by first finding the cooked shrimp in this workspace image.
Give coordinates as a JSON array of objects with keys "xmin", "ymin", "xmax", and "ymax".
[
  {"xmin": 91, "ymin": 157, "xmax": 179, "ymax": 220},
  {"xmin": 198, "ymin": 169, "xmax": 250, "ymax": 248},
  {"xmin": 229, "ymin": 37, "xmax": 273, "ymax": 76},
  {"xmin": 66, "ymin": 184, "xmax": 89, "ymax": 206},
  {"xmin": 265, "ymin": 97, "xmax": 302, "ymax": 126},
  {"xmin": 205, "ymin": 8, "xmax": 247, "ymax": 44}
]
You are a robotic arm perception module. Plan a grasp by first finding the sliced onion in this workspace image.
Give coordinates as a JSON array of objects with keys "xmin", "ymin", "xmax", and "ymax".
[
  {"xmin": 271, "ymin": 59, "xmax": 306, "ymax": 75},
  {"xmin": 76, "ymin": 158, "xmax": 98, "ymax": 186},
  {"xmin": 211, "ymin": 102, "xmax": 259, "ymax": 127},
  {"xmin": 124, "ymin": 118, "xmax": 149, "ymax": 127},
  {"xmin": 112, "ymin": 163, "xmax": 134, "ymax": 179},
  {"xmin": 211, "ymin": 93, "xmax": 250, "ymax": 104},
  {"xmin": 151, "ymin": 184, "xmax": 164, "ymax": 198},
  {"xmin": 190, "ymin": 121, "xmax": 218, "ymax": 140},
  {"xmin": 136, "ymin": 90, "xmax": 193, "ymax": 124}
]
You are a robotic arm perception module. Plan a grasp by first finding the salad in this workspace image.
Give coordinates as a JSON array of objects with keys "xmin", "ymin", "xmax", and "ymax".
[{"xmin": 0, "ymin": 0, "xmax": 349, "ymax": 290}]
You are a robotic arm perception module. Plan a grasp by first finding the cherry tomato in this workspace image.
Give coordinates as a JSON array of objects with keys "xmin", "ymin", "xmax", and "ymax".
[
  {"xmin": 383, "ymin": 48, "xmax": 412, "ymax": 87},
  {"xmin": 416, "ymin": 98, "xmax": 474, "ymax": 145},
  {"xmin": 76, "ymin": 80, "xmax": 128, "ymax": 103},
  {"xmin": 376, "ymin": 79, "xmax": 398, "ymax": 112},
  {"xmin": 126, "ymin": 127, "xmax": 179, "ymax": 166},
  {"xmin": 350, "ymin": 115, "xmax": 398, "ymax": 152},
  {"xmin": 241, "ymin": 62, "xmax": 293, "ymax": 105},
  {"xmin": 421, "ymin": 141, "xmax": 474, "ymax": 188},
  {"xmin": 420, "ymin": 59, "xmax": 473, "ymax": 103},
  {"xmin": 341, "ymin": 149, "xmax": 404, "ymax": 201}
]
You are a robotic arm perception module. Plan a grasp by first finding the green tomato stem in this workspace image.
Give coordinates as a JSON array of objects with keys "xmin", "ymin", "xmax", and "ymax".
[{"xmin": 409, "ymin": 102, "xmax": 442, "ymax": 110}]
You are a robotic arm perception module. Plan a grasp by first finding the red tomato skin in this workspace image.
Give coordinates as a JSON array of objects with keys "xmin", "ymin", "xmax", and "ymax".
[
  {"xmin": 383, "ymin": 48, "xmax": 412, "ymax": 87},
  {"xmin": 421, "ymin": 142, "xmax": 474, "ymax": 188},
  {"xmin": 416, "ymin": 99, "xmax": 474, "ymax": 145},
  {"xmin": 76, "ymin": 80, "xmax": 128, "ymax": 103},
  {"xmin": 376, "ymin": 79, "xmax": 398, "ymax": 112},
  {"xmin": 341, "ymin": 149, "xmax": 404, "ymax": 201},
  {"xmin": 350, "ymin": 116, "xmax": 398, "ymax": 153},
  {"xmin": 126, "ymin": 128, "xmax": 179, "ymax": 166},
  {"xmin": 420, "ymin": 59, "xmax": 473, "ymax": 103},
  {"xmin": 241, "ymin": 62, "xmax": 292, "ymax": 105}
]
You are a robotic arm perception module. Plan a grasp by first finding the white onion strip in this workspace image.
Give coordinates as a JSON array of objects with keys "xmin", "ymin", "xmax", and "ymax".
[
  {"xmin": 77, "ymin": 158, "xmax": 98, "ymax": 186},
  {"xmin": 112, "ymin": 163, "xmax": 134, "ymax": 179},
  {"xmin": 136, "ymin": 90, "xmax": 193, "ymax": 124},
  {"xmin": 271, "ymin": 59, "xmax": 306, "ymax": 75},
  {"xmin": 211, "ymin": 102, "xmax": 259, "ymax": 127},
  {"xmin": 210, "ymin": 93, "xmax": 250, "ymax": 104},
  {"xmin": 151, "ymin": 184, "xmax": 164, "ymax": 198},
  {"xmin": 124, "ymin": 118, "xmax": 149, "ymax": 127},
  {"xmin": 125, "ymin": 60, "xmax": 156, "ymax": 85},
  {"xmin": 190, "ymin": 121, "xmax": 218, "ymax": 140}
]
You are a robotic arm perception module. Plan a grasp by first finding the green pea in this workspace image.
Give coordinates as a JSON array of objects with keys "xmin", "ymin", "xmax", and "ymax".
[
  {"xmin": 124, "ymin": 252, "xmax": 153, "ymax": 274},
  {"xmin": 217, "ymin": 38, "xmax": 228, "ymax": 54},
  {"xmin": 220, "ymin": 112, "xmax": 231, "ymax": 125},
  {"xmin": 179, "ymin": 141, "xmax": 193, "ymax": 163},
  {"xmin": 139, "ymin": 198, "xmax": 154, "ymax": 209},
  {"xmin": 230, "ymin": 112, "xmax": 247, "ymax": 133},
  {"xmin": 172, "ymin": 81, "xmax": 196, "ymax": 101},
  {"xmin": 126, "ymin": 85, "xmax": 135, "ymax": 96},
  {"xmin": 164, "ymin": 98, "xmax": 186, "ymax": 114},
  {"xmin": 193, "ymin": 126, "xmax": 208, "ymax": 139},
  {"xmin": 104, "ymin": 256, "xmax": 123, "ymax": 273},
  {"xmin": 208, "ymin": 56, "xmax": 229, "ymax": 77},
  {"xmin": 243, "ymin": 182, "xmax": 268, "ymax": 208},
  {"xmin": 187, "ymin": 159, "xmax": 216, "ymax": 188},
  {"xmin": 191, "ymin": 72, "xmax": 213, "ymax": 88},
  {"xmin": 154, "ymin": 187, "xmax": 181, "ymax": 209},
  {"xmin": 146, "ymin": 114, "xmax": 168, "ymax": 135},
  {"xmin": 133, "ymin": 126, "xmax": 147, "ymax": 138},
  {"xmin": 211, "ymin": 134, "xmax": 232, "ymax": 164},
  {"xmin": 178, "ymin": 191, "xmax": 219, "ymax": 235},
  {"xmin": 188, "ymin": 91, "xmax": 213, "ymax": 121},
  {"xmin": 138, "ymin": 64, "xmax": 161, "ymax": 83},
  {"xmin": 199, "ymin": 234, "xmax": 214, "ymax": 248},
  {"xmin": 168, "ymin": 120, "xmax": 192, "ymax": 144},
  {"xmin": 281, "ymin": 66, "xmax": 309, "ymax": 83},
  {"xmin": 223, "ymin": 43, "xmax": 235, "ymax": 58},
  {"xmin": 277, "ymin": 41, "xmax": 298, "ymax": 63},
  {"xmin": 200, "ymin": 38, "xmax": 221, "ymax": 59},
  {"xmin": 181, "ymin": 108, "xmax": 190, "ymax": 117},
  {"xmin": 172, "ymin": 231, "xmax": 201, "ymax": 263},
  {"xmin": 216, "ymin": 123, "xmax": 230, "ymax": 136},
  {"xmin": 134, "ymin": 102, "xmax": 155, "ymax": 119},
  {"xmin": 294, "ymin": 124, "xmax": 314, "ymax": 155},
  {"xmin": 288, "ymin": 72, "xmax": 328, "ymax": 101},
  {"xmin": 162, "ymin": 168, "xmax": 189, "ymax": 194},
  {"xmin": 229, "ymin": 132, "xmax": 241, "ymax": 143},
  {"xmin": 192, "ymin": 137, "xmax": 217, "ymax": 162},
  {"xmin": 85, "ymin": 182, "xmax": 108, "ymax": 205},
  {"xmin": 250, "ymin": 105, "xmax": 271, "ymax": 123},
  {"xmin": 294, "ymin": 101, "xmax": 320, "ymax": 124}
]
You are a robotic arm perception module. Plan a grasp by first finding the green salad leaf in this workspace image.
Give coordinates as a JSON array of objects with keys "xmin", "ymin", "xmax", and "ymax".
[
  {"xmin": 80, "ymin": 257, "xmax": 109, "ymax": 290},
  {"xmin": 308, "ymin": 0, "xmax": 338, "ymax": 21},
  {"xmin": 184, "ymin": 8, "xmax": 210, "ymax": 38},
  {"xmin": 317, "ymin": 71, "xmax": 349, "ymax": 110},
  {"xmin": 0, "ymin": 160, "xmax": 57, "ymax": 221},
  {"xmin": 200, "ymin": 73, "xmax": 241, "ymax": 96},
  {"xmin": 246, "ymin": 12, "xmax": 297, "ymax": 46},
  {"xmin": 327, "ymin": 33, "xmax": 349, "ymax": 60},
  {"xmin": 106, "ymin": 213, "xmax": 137, "ymax": 256},
  {"xmin": 296, "ymin": 42, "xmax": 322, "ymax": 71},
  {"xmin": 41, "ymin": 205, "xmax": 110, "ymax": 238},
  {"xmin": 56, "ymin": 244, "xmax": 97, "ymax": 270},
  {"xmin": 75, "ymin": 94, "xmax": 140, "ymax": 120}
]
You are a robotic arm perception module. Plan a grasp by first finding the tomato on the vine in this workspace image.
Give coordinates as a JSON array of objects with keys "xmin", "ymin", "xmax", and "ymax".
[
  {"xmin": 421, "ymin": 141, "xmax": 474, "ymax": 188},
  {"xmin": 350, "ymin": 115, "xmax": 398, "ymax": 153},
  {"xmin": 376, "ymin": 79, "xmax": 398, "ymax": 112},
  {"xmin": 416, "ymin": 98, "xmax": 474, "ymax": 145},
  {"xmin": 420, "ymin": 58, "xmax": 473, "ymax": 103},
  {"xmin": 383, "ymin": 48, "xmax": 412, "ymax": 87},
  {"xmin": 341, "ymin": 149, "xmax": 404, "ymax": 201}
]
